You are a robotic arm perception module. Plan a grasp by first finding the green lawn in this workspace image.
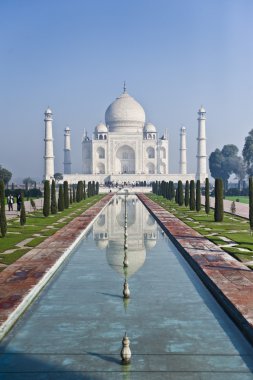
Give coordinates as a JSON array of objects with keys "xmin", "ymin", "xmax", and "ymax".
[
  {"xmin": 0, "ymin": 195, "xmax": 104, "ymax": 268},
  {"xmin": 225, "ymin": 196, "xmax": 249, "ymax": 204},
  {"xmin": 148, "ymin": 194, "xmax": 253, "ymax": 268}
]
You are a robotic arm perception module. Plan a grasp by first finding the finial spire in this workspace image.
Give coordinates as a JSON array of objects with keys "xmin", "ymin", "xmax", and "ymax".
[{"xmin": 123, "ymin": 81, "xmax": 126, "ymax": 93}]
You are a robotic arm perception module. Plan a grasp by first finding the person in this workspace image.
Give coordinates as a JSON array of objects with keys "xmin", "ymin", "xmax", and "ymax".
[
  {"xmin": 7, "ymin": 195, "xmax": 14, "ymax": 211},
  {"xmin": 17, "ymin": 193, "xmax": 22, "ymax": 212}
]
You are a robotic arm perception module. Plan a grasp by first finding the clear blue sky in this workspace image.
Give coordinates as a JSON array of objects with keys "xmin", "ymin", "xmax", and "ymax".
[{"xmin": 0, "ymin": 0, "xmax": 253, "ymax": 181}]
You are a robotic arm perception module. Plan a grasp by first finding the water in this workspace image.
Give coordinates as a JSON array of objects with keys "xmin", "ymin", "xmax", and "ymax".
[{"xmin": 0, "ymin": 194, "xmax": 253, "ymax": 379}]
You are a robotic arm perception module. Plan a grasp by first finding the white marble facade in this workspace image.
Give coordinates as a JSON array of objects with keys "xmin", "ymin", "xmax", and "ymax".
[
  {"xmin": 44, "ymin": 86, "xmax": 208, "ymax": 184},
  {"xmin": 82, "ymin": 88, "xmax": 168, "ymax": 177}
]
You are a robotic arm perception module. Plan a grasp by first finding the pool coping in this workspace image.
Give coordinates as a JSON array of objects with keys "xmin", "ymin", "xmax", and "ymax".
[
  {"xmin": 0, "ymin": 193, "xmax": 114, "ymax": 341},
  {"xmin": 137, "ymin": 193, "xmax": 253, "ymax": 345}
]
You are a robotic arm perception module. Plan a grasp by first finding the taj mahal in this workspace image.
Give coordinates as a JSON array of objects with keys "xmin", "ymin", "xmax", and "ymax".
[{"xmin": 43, "ymin": 85, "xmax": 208, "ymax": 184}]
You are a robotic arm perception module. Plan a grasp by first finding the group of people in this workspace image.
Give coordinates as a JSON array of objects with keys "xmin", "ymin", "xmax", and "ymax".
[{"xmin": 7, "ymin": 194, "xmax": 22, "ymax": 212}]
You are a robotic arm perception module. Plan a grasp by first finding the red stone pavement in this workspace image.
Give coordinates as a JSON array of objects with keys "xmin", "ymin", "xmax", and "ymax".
[
  {"xmin": 0, "ymin": 193, "xmax": 114, "ymax": 338},
  {"xmin": 138, "ymin": 193, "xmax": 253, "ymax": 344}
]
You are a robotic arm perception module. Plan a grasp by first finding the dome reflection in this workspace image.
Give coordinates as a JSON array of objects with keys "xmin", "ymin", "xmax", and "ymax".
[{"xmin": 93, "ymin": 194, "xmax": 158, "ymax": 277}]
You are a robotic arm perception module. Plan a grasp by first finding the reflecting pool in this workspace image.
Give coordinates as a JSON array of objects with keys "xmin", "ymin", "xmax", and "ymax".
[{"xmin": 1, "ymin": 194, "xmax": 253, "ymax": 379}]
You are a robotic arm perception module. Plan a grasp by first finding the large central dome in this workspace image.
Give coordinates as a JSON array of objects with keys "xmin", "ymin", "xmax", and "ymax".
[{"xmin": 105, "ymin": 91, "xmax": 146, "ymax": 133}]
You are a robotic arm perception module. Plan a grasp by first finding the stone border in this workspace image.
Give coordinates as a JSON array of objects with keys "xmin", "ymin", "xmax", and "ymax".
[
  {"xmin": 0, "ymin": 193, "xmax": 114, "ymax": 340},
  {"xmin": 138, "ymin": 193, "xmax": 253, "ymax": 345}
]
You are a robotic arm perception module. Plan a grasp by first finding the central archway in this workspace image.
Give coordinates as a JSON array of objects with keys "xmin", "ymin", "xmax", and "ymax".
[{"xmin": 116, "ymin": 145, "xmax": 135, "ymax": 174}]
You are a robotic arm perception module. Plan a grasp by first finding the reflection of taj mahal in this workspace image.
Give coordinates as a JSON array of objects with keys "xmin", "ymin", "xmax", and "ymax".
[
  {"xmin": 93, "ymin": 194, "xmax": 157, "ymax": 277},
  {"xmin": 43, "ymin": 85, "xmax": 208, "ymax": 183}
]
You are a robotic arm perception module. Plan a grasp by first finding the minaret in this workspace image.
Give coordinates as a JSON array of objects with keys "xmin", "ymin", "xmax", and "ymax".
[
  {"xmin": 196, "ymin": 106, "xmax": 208, "ymax": 182},
  {"xmin": 64, "ymin": 126, "xmax": 72, "ymax": 174},
  {"xmin": 179, "ymin": 126, "xmax": 187, "ymax": 175},
  {"xmin": 44, "ymin": 107, "xmax": 54, "ymax": 181}
]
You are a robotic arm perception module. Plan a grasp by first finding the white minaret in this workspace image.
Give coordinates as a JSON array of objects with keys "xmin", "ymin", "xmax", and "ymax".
[
  {"xmin": 44, "ymin": 107, "xmax": 54, "ymax": 181},
  {"xmin": 64, "ymin": 126, "xmax": 72, "ymax": 174},
  {"xmin": 196, "ymin": 106, "xmax": 208, "ymax": 182},
  {"xmin": 179, "ymin": 126, "xmax": 187, "ymax": 175}
]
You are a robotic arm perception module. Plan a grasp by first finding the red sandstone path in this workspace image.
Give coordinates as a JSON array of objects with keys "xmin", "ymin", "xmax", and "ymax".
[
  {"xmin": 138, "ymin": 193, "xmax": 253, "ymax": 344},
  {"xmin": 0, "ymin": 193, "xmax": 114, "ymax": 339},
  {"xmin": 201, "ymin": 195, "xmax": 249, "ymax": 219}
]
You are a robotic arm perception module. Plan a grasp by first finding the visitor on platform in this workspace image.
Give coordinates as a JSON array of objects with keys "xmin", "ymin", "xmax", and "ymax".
[{"xmin": 7, "ymin": 195, "xmax": 14, "ymax": 211}]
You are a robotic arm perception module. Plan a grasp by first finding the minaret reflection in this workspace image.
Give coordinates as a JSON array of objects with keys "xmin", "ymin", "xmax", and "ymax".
[{"xmin": 93, "ymin": 194, "xmax": 158, "ymax": 277}]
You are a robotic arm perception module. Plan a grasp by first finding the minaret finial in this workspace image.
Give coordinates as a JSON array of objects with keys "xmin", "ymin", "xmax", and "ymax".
[{"xmin": 123, "ymin": 81, "xmax": 126, "ymax": 93}]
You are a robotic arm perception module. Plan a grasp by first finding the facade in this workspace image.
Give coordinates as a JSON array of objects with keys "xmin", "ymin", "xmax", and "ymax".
[{"xmin": 43, "ymin": 87, "xmax": 208, "ymax": 184}]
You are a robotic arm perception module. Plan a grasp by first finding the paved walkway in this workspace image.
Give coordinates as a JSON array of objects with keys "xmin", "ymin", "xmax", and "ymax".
[
  {"xmin": 202, "ymin": 195, "xmax": 249, "ymax": 219},
  {"xmin": 5, "ymin": 198, "xmax": 43, "ymax": 220},
  {"xmin": 138, "ymin": 193, "xmax": 253, "ymax": 344},
  {"xmin": 0, "ymin": 193, "xmax": 114, "ymax": 339}
]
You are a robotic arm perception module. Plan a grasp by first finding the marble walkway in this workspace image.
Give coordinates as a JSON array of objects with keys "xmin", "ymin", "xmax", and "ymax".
[{"xmin": 138, "ymin": 193, "xmax": 253, "ymax": 344}]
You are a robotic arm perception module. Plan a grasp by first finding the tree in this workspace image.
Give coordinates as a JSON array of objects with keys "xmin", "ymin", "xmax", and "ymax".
[
  {"xmin": 54, "ymin": 173, "xmax": 63, "ymax": 183},
  {"xmin": 178, "ymin": 180, "xmax": 183, "ymax": 206},
  {"xmin": 20, "ymin": 194, "xmax": 26, "ymax": 226},
  {"xmin": 196, "ymin": 180, "xmax": 201, "ymax": 212},
  {"xmin": 209, "ymin": 145, "xmax": 245, "ymax": 190},
  {"xmin": 23, "ymin": 177, "xmax": 36, "ymax": 191},
  {"xmin": 0, "ymin": 165, "xmax": 12, "ymax": 186},
  {"xmin": 73, "ymin": 185, "xmax": 76, "ymax": 203},
  {"xmin": 0, "ymin": 180, "xmax": 7, "ymax": 237},
  {"xmin": 63, "ymin": 181, "xmax": 69, "ymax": 209},
  {"xmin": 205, "ymin": 178, "xmax": 210, "ymax": 214},
  {"xmin": 95, "ymin": 182, "xmax": 99, "ymax": 195},
  {"xmin": 58, "ymin": 184, "xmax": 64, "ymax": 211},
  {"xmin": 69, "ymin": 187, "xmax": 73, "ymax": 204},
  {"xmin": 43, "ymin": 180, "xmax": 50, "ymax": 217},
  {"xmin": 189, "ymin": 180, "xmax": 195, "ymax": 210},
  {"xmin": 51, "ymin": 180, "xmax": 57, "ymax": 214},
  {"xmin": 214, "ymin": 178, "xmax": 223, "ymax": 222},
  {"xmin": 243, "ymin": 130, "xmax": 253, "ymax": 175},
  {"xmin": 249, "ymin": 177, "xmax": 253, "ymax": 232},
  {"xmin": 184, "ymin": 181, "xmax": 189, "ymax": 207}
]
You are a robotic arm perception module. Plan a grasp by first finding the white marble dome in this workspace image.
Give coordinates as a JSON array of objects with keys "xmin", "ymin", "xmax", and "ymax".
[
  {"xmin": 105, "ymin": 91, "xmax": 146, "ymax": 132},
  {"xmin": 144, "ymin": 123, "xmax": 156, "ymax": 133},
  {"xmin": 95, "ymin": 122, "xmax": 108, "ymax": 133}
]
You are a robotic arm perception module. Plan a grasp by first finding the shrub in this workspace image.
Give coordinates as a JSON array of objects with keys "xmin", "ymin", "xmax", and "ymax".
[
  {"xmin": 43, "ymin": 180, "xmax": 50, "ymax": 217},
  {"xmin": 189, "ymin": 180, "xmax": 195, "ymax": 210},
  {"xmin": 196, "ymin": 180, "xmax": 201, "ymax": 212}
]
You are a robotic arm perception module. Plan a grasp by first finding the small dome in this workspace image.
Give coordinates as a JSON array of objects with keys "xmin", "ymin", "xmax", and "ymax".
[
  {"xmin": 144, "ymin": 123, "xmax": 156, "ymax": 133},
  {"xmin": 65, "ymin": 126, "xmax": 70, "ymax": 131},
  {"xmin": 181, "ymin": 126, "xmax": 186, "ymax": 132},
  {"xmin": 105, "ymin": 91, "xmax": 145, "ymax": 132},
  {"xmin": 95, "ymin": 123, "xmax": 108, "ymax": 133},
  {"xmin": 45, "ymin": 107, "xmax": 52, "ymax": 114},
  {"xmin": 144, "ymin": 239, "xmax": 157, "ymax": 250},
  {"xmin": 199, "ymin": 106, "xmax": 206, "ymax": 113}
]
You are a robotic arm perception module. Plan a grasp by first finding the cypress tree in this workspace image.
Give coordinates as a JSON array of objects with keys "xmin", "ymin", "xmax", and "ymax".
[
  {"xmin": 96, "ymin": 182, "xmax": 99, "ymax": 195},
  {"xmin": 73, "ymin": 185, "xmax": 76, "ymax": 203},
  {"xmin": 92, "ymin": 181, "xmax": 95, "ymax": 196},
  {"xmin": 58, "ymin": 184, "xmax": 64, "ymax": 211},
  {"xmin": 51, "ymin": 180, "xmax": 57, "ymax": 214},
  {"xmin": 69, "ymin": 187, "xmax": 73, "ymax": 204},
  {"xmin": 0, "ymin": 180, "xmax": 7, "ymax": 237},
  {"xmin": 63, "ymin": 181, "xmax": 69, "ymax": 209},
  {"xmin": 76, "ymin": 182, "xmax": 80, "ymax": 202},
  {"xmin": 249, "ymin": 177, "xmax": 253, "ymax": 231},
  {"xmin": 185, "ymin": 180, "xmax": 189, "ymax": 207},
  {"xmin": 43, "ymin": 180, "xmax": 50, "ymax": 217},
  {"xmin": 189, "ymin": 180, "xmax": 195, "ymax": 210},
  {"xmin": 205, "ymin": 178, "xmax": 210, "ymax": 215},
  {"xmin": 20, "ymin": 193, "xmax": 26, "ymax": 226},
  {"xmin": 196, "ymin": 180, "xmax": 201, "ymax": 212},
  {"xmin": 214, "ymin": 178, "xmax": 224, "ymax": 222},
  {"xmin": 178, "ymin": 180, "xmax": 184, "ymax": 206}
]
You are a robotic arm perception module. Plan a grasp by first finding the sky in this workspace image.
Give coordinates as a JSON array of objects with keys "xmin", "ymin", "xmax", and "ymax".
[{"xmin": 0, "ymin": 0, "xmax": 253, "ymax": 182}]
